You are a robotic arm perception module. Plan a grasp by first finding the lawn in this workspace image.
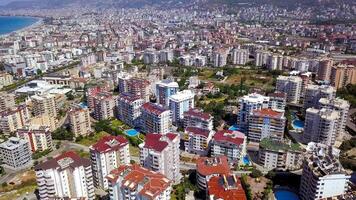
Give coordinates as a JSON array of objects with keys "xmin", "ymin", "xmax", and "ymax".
[
  {"xmin": 76, "ymin": 131, "xmax": 110, "ymax": 146},
  {"xmin": 129, "ymin": 145, "xmax": 140, "ymax": 157}
]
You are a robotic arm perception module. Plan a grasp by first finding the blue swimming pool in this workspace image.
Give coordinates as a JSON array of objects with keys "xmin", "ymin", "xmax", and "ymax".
[
  {"xmin": 292, "ymin": 120, "xmax": 304, "ymax": 129},
  {"xmin": 274, "ymin": 189, "xmax": 300, "ymax": 200},
  {"xmin": 125, "ymin": 129, "xmax": 139, "ymax": 137},
  {"xmin": 78, "ymin": 102, "xmax": 88, "ymax": 108},
  {"xmin": 242, "ymin": 156, "xmax": 250, "ymax": 165},
  {"xmin": 229, "ymin": 124, "xmax": 240, "ymax": 131}
]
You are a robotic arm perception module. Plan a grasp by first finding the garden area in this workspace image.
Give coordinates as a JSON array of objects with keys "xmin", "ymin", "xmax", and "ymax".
[{"xmin": 0, "ymin": 170, "xmax": 37, "ymax": 200}]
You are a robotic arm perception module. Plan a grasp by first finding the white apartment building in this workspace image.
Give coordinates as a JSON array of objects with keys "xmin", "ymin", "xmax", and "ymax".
[
  {"xmin": 156, "ymin": 79, "xmax": 179, "ymax": 107},
  {"xmin": 212, "ymin": 50, "xmax": 228, "ymax": 67},
  {"xmin": 276, "ymin": 75, "xmax": 302, "ymax": 104},
  {"xmin": 35, "ymin": 151, "xmax": 95, "ymax": 200},
  {"xmin": 259, "ymin": 138, "xmax": 302, "ymax": 171},
  {"xmin": 211, "ymin": 130, "xmax": 247, "ymax": 165},
  {"xmin": 17, "ymin": 126, "xmax": 53, "ymax": 152},
  {"xmin": 182, "ymin": 126, "xmax": 214, "ymax": 156},
  {"xmin": 0, "ymin": 92, "xmax": 15, "ymax": 112},
  {"xmin": 248, "ymin": 108, "xmax": 286, "ymax": 142},
  {"xmin": 90, "ymin": 135, "xmax": 130, "ymax": 190},
  {"xmin": 31, "ymin": 94, "xmax": 57, "ymax": 118},
  {"xmin": 106, "ymin": 164, "xmax": 172, "ymax": 200},
  {"xmin": 303, "ymin": 108, "xmax": 339, "ymax": 146},
  {"xmin": 231, "ymin": 48, "xmax": 249, "ymax": 65},
  {"xmin": 139, "ymin": 133, "xmax": 181, "ymax": 183},
  {"xmin": 268, "ymin": 92, "xmax": 287, "ymax": 112},
  {"xmin": 237, "ymin": 93, "xmax": 270, "ymax": 133},
  {"xmin": 255, "ymin": 50, "xmax": 270, "ymax": 67},
  {"xmin": 183, "ymin": 108, "xmax": 214, "ymax": 131},
  {"xmin": 303, "ymin": 84, "xmax": 336, "ymax": 110},
  {"xmin": 299, "ymin": 142, "xmax": 350, "ymax": 200},
  {"xmin": 0, "ymin": 105, "xmax": 30, "ymax": 134},
  {"xmin": 117, "ymin": 93, "xmax": 144, "ymax": 128},
  {"xmin": 0, "ymin": 137, "xmax": 32, "ymax": 170},
  {"xmin": 141, "ymin": 102, "xmax": 172, "ymax": 134},
  {"xmin": 169, "ymin": 90, "xmax": 195, "ymax": 125},
  {"xmin": 93, "ymin": 92, "xmax": 117, "ymax": 120},
  {"xmin": 68, "ymin": 106, "xmax": 91, "ymax": 137}
]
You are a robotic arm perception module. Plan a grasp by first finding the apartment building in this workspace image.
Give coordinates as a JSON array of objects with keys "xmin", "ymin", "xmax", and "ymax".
[
  {"xmin": 231, "ymin": 48, "xmax": 249, "ymax": 65},
  {"xmin": 106, "ymin": 164, "xmax": 172, "ymax": 200},
  {"xmin": 86, "ymin": 84, "xmax": 110, "ymax": 110},
  {"xmin": 90, "ymin": 135, "xmax": 130, "ymax": 190},
  {"xmin": 139, "ymin": 133, "xmax": 181, "ymax": 183},
  {"xmin": 303, "ymin": 84, "xmax": 336, "ymax": 110},
  {"xmin": 317, "ymin": 58, "xmax": 332, "ymax": 82},
  {"xmin": 127, "ymin": 78, "xmax": 150, "ymax": 102},
  {"xmin": 140, "ymin": 102, "xmax": 171, "ymax": 134},
  {"xmin": 258, "ymin": 138, "xmax": 302, "ymax": 171},
  {"xmin": 93, "ymin": 92, "xmax": 117, "ymax": 120},
  {"xmin": 211, "ymin": 130, "xmax": 247, "ymax": 165},
  {"xmin": 29, "ymin": 114, "xmax": 56, "ymax": 131},
  {"xmin": 255, "ymin": 50, "xmax": 270, "ymax": 67},
  {"xmin": 31, "ymin": 94, "xmax": 57, "ymax": 118},
  {"xmin": 303, "ymin": 108, "xmax": 339, "ymax": 146},
  {"xmin": 237, "ymin": 93, "xmax": 270, "ymax": 133},
  {"xmin": 117, "ymin": 72, "xmax": 132, "ymax": 94},
  {"xmin": 117, "ymin": 93, "xmax": 144, "ymax": 128},
  {"xmin": 156, "ymin": 79, "xmax": 179, "ymax": 107},
  {"xmin": 299, "ymin": 142, "xmax": 350, "ymax": 200},
  {"xmin": 0, "ymin": 137, "xmax": 32, "ymax": 170},
  {"xmin": 276, "ymin": 75, "xmax": 302, "ymax": 104},
  {"xmin": 207, "ymin": 174, "xmax": 247, "ymax": 200},
  {"xmin": 196, "ymin": 156, "xmax": 231, "ymax": 190},
  {"xmin": 34, "ymin": 151, "xmax": 95, "ymax": 200},
  {"xmin": 0, "ymin": 72, "xmax": 13, "ymax": 89},
  {"xmin": 248, "ymin": 108, "xmax": 286, "ymax": 142},
  {"xmin": 0, "ymin": 92, "xmax": 15, "ymax": 112},
  {"xmin": 212, "ymin": 50, "xmax": 228, "ymax": 67},
  {"xmin": 183, "ymin": 108, "xmax": 214, "ymax": 131},
  {"xmin": 0, "ymin": 105, "xmax": 30, "ymax": 134},
  {"xmin": 182, "ymin": 126, "xmax": 214, "ymax": 156},
  {"xmin": 17, "ymin": 126, "xmax": 53, "ymax": 152},
  {"xmin": 169, "ymin": 90, "xmax": 195, "ymax": 126},
  {"xmin": 330, "ymin": 64, "xmax": 356, "ymax": 89},
  {"xmin": 68, "ymin": 106, "xmax": 91, "ymax": 137},
  {"xmin": 268, "ymin": 92, "xmax": 287, "ymax": 112}
]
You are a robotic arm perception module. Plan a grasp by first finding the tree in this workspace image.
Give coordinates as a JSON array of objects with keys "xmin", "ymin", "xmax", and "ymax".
[
  {"xmin": 66, "ymin": 92, "xmax": 75, "ymax": 100},
  {"xmin": 250, "ymin": 168, "xmax": 263, "ymax": 178},
  {"xmin": 52, "ymin": 127, "xmax": 74, "ymax": 141}
]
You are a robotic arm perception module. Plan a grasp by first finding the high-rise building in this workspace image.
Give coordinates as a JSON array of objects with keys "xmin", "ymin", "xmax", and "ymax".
[
  {"xmin": 17, "ymin": 126, "xmax": 53, "ymax": 152},
  {"xmin": 93, "ymin": 92, "xmax": 117, "ymax": 120},
  {"xmin": 258, "ymin": 138, "xmax": 302, "ymax": 171},
  {"xmin": 139, "ymin": 133, "xmax": 181, "ymax": 183},
  {"xmin": 248, "ymin": 108, "xmax": 286, "ymax": 142},
  {"xmin": 169, "ymin": 90, "xmax": 195, "ymax": 125},
  {"xmin": 34, "ymin": 151, "xmax": 95, "ymax": 200},
  {"xmin": 183, "ymin": 108, "xmax": 214, "ymax": 131},
  {"xmin": 127, "ymin": 78, "xmax": 150, "ymax": 102},
  {"xmin": 0, "ymin": 137, "xmax": 32, "ymax": 170},
  {"xmin": 303, "ymin": 85, "xmax": 336, "ymax": 110},
  {"xmin": 31, "ymin": 94, "xmax": 57, "ymax": 118},
  {"xmin": 330, "ymin": 64, "xmax": 356, "ymax": 89},
  {"xmin": 106, "ymin": 164, "xmax": 172, "ymax": 200},
  {"xmin": 276, "ymin": 76, "xmax": 302, "ymax": 104},
  {"xmin": 0, "ymin": 105, "xmax": 30, "ymax": 134},
  {"xmin": 140, "ymin": 102, "xmax": 172, "ymax": 134},
  {"xmin": 211, "ymin": 130, "xmax": 247, "ymax": 164},
  {"xmin": 117, "ymin": 93, "xmax": 144, "ymax": 128},
  {"xmin": 299, "ymin": 142, "xmax": 350, "ymax": 200},
  {"xmin": 303, "ymin": 108, "xmax": 339, "ymax": 146},
  {"xmin": 86, "ymin": 84, "xmax": 110, "ymax": 110},
  {"xmin": 232, "ymin": 48, "xmax": 249, "ymax": 65},
  {"xmin": 317, "ymin": 58, "xmax": 332, "ymax": 82},
  {"xmin": 143, "ymin": 49, "xmax": 159, "ymax": 64},
  {"xmin": 268, "ymin": 92, "xmax": 287, "ymax": 112},
  {"xmin": 117, "ymin": 72, "xmax": 132, "ymax": 94},
  {"xmin": 68, "ymin": 106, "xmax": 91, "ymax": 137},
  {"xmin": 207, "ymin": 174, "xmax": 247, "ymax": 200},
  {"xmin": 0, "ymin": 92, "xmax": 15, "ymax": 112},
  {"xmin": 156, "ymin": 79, "xmax": 179, "ymax": 107},
  {"xmin": 255, "ymin": 50, "xmax": 270, "ymax": 67},
  {"xmin": 237, "ymin": 93, "xmax": 270, "ymax": 133},
  {"xmin": 90, "ymin": 135, "xmax": 130, "ymax": 190},
  {"xmin": 182, "ymin": 127, "xmax": 214, "ymax": 156},
  {"xmin": 212, "ymin": 50, "xmax": 228, "ymax": 67}
]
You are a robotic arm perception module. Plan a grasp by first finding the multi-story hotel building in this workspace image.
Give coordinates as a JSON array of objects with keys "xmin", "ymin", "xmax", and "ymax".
[
  {"xmin": 31, "ymin": 94, "xmax": 57, "ymax": 118},
  {"xmin": 183, "ymin": 108, "xmax": 214, "ymax": 131},
  {"xmin": 17, "ymin": 125, "xmax": 53, "ymax": 152},
  {"xmin": 182, "ymin": 126, "xmax": 214, "ymax": 156},
  {"xmin": 303, "ymin": 108, "xmax": 339, "ymax": 146},
  {"xmin": 140, "ymin": 102, "xmax": 171, "ymax": 134},
  {"xmin": 276, "ymin": 75, "xmax": 302, "ymax": 104},
  {"xmin": 237, "ymin": 93, "xmax": 270, "ymax": 133},
  {"xmin": 330, "ymin": 64, "xmax": 356, "ymax": 89},
  {"xmin": 168, "ymin": 90, "xmax": 195, "ymax": 126},
  {"xmin": 34, "ymin": 151, "xmax": 95, "ymax": 200},
  {"xmin": 106, "ymin": 164, "xmax": 172, "ymax": 200},
  {"xmin": 248, "ymin": 108, "xmax": 286, "ymax": 142},
  {"xmin": 90, "ymin": 135, "xmax": 130, "ymax": 190},
  {"xmin": 156, "ymin": 79, "xmax": 179, "ymax": 107},
  {"xmin": 299, "ymin": 142, "xmax": 350, "ymax": 200},
  {"xmin": 93, "ymin": 92, "xmax": 117, "ymax": 120},
  {"xmin": 68, "ymin": 106, "xmax": 91, "ymax": 137},
  {"xmin": 211, "ymin": 130, "xmax": 247, "ymax": 165},
  {"xmin": 117, "ymin": 93, "xmax": 144, "ymax": 128},
  {"xmin": 0, "ymin": 92, "xmax": 15, "ymax": 112},
  {"xmin": 259, "ymin": 138, "xmax": 302, "ymax": 171},
  {"xmin": 196, "ymin": 156, "xmax": 231, "ymax": 190},
  {"xmin": 0, "ymin": 105, "xmax": 30, "ymax": 134},
  {"xmin": 303, "ymin": 84, "xmax": 336, "ymax": 110},
  {"xmin": 139, "ymin": 133, "xmax": 181, "ymax": 183},
  {"xmin": 0, "ymin": 137, "xmax": 32, "ymax": 170}
]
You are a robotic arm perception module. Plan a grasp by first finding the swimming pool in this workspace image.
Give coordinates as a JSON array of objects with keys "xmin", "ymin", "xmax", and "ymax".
[
  {"xmin": 78, "ymin": 102, "xmax": 88, "ymax": 109},
  {"xmin": 229, "ymin": 124, "xmax": 240, "ymax": 131},
  {"xmin": 274, "ymin": 189, "xmax": 300, "ymax": 200},
  {"xmin": 292, "ymin": 120, "xmax": 304, "ymax": 129},
  {"xmin": 125, "ymin": 129, "xmax": 139, "ymax": 137},
  {"xmin": 242, "ymin": 156, "xmax": 250, "ymax": 165}
]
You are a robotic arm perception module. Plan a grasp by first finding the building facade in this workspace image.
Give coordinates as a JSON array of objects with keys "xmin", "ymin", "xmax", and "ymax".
[
  {"xmin": 156, "ymin": 79, "xmax": 179, "ymax": 107},
  {"xmin": 276, "ymin": 75, "xmax": 302, "ymax": 104},
  {"xmin": 183, "ymin": 108, "xmax": 214, "ymax": 131},
  {"xmin": 17, "ymin": 126, "xmax": 53, "ymax": 152},
  {"xmin": 117, "ymin": 93, "xmax": 144, "ymax": 128},
  {"xmin": 140, "ymin": 102, "xmax": 171, "ymax": 134},
  {"xmin": 168, "ymin": 90, "xmax": 195, "ymax": 126},
  {"xmin": 0, "ymin": 137, "xmax": 32, "ymax": 170},
  {"xmin": 182, "ymin": 126, "xmax": 214, "ymax": 156},
  {"xmin": 68, "ymin": 106, "xmax": 92, "ymax": 137}
]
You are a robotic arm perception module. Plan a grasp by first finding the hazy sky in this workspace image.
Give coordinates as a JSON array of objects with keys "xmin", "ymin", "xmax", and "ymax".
[{"xmin": 0, "ymin": 0, "xmax": 31, "ymax": 6}]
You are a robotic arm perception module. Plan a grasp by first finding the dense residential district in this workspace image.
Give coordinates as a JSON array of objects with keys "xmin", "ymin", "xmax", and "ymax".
[{"xmin": 0, "ymin": 2, "xmax": 356, "ymax": 200}]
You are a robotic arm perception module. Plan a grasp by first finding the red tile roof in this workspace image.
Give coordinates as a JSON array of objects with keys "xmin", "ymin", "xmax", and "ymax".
[
  {"xmin": 213, "ymin": 130, "xmax": 245, "ymax": 146},
  {"xmin": 252, "ymin": 108, "xmax": 284, "ymax": 118},
  {"xmin": 34, "ymin": 151, "xmax": 91, "ymax": 171},
  {"xmin": 196, "ymin": 156, "xmax": 231, "ymax": 177},
  {"xmin": 207, "ymin": 175, "xmax": 247, "ymax": 200},
  {"xmin": 142, "ymin": 102, "xmax": 168, "ymax": 116},
  {"xmin": 91, "ymin": 135, "xmax": 128, "ymax": 153},
  {"xmin": 185, "ymin": 126, "xmax": 210, "ymax": 137},
  {"xmin": 143, "ymin": 133, "xmax": 177, "ymax": 152},
  {"xmin": 106, "ymin": 164, "xmax": 171, "ymax": 200},
  {"xmin": 119, "ymin": 92, "xmax": 142, "ymax": 103},
  {"xmin": 184, "ymin": 108, "xmax": 211, "ymax": 120}
]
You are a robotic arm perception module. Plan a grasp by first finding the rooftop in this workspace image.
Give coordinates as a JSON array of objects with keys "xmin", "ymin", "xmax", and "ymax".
[
  {"xmin": 185, "ymin": 126, "xmax": 211, "ymax": 137},
  {"xmin": 196, "ymin": 156, "xmax": 231, "ymax": 177},
  {"xmin": 252, "ymin": 108, "xmax": 284, "ymax": 118},
  {"xmin": 213, "ymin": 130, "xmax": 245, "ymax": 146},
  {"xmin": 91, "ymin": 135, "xmax": 128, "ymax": 153},
  {"xmin": 207, "ymin": 175, "xmax": 247, "ymax": 200},
  {"xmin": 34, "ymin": 151, "xmax": 91, "ymax": 171},
  {"xmin": 142, "ymin": 102, "xmax": 169, "ymax": 116},
  {"xmin": 142, "ymin": 133, "xmax": 177, "ymax": 152},
  {"xmin": 259, "ymin": 138, "xmax": 301, "ymax": 152},
  {"xmin": 183, "ymin": 108, "xmax": 212, "ymax": 120}
]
